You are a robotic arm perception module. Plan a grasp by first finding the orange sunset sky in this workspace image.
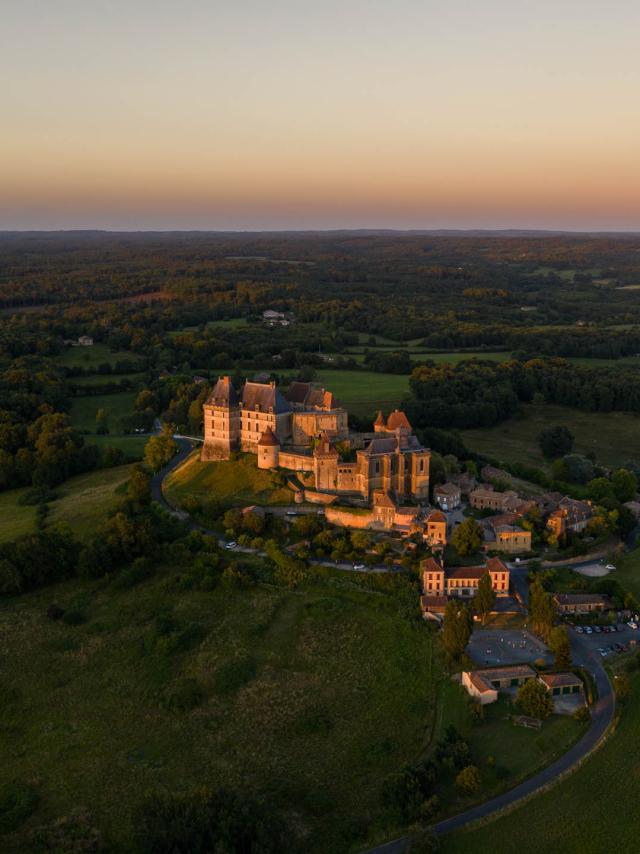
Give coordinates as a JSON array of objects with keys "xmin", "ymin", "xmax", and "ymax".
[{"xmin": 2, "ymin": 0, "xmax": 640, "ymax": 230}]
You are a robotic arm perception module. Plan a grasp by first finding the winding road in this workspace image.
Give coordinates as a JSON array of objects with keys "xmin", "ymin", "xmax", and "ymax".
[{"xmin": 152, "ymin": 441, "xmax": 616, "ymax": 852}]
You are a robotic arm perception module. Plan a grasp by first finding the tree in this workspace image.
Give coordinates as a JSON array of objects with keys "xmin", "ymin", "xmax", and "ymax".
[
  {"xmin": 528, "ymin": 577, "xmax": 555, "ymax": 642},
  {"xmin": 95, "ymin": 408, "xmax": 109, "ymax": 435},
  {"xmin": 516, "ymin": 678, "xmax": 553, "ymax": 719},
  {"xmin": 133, "ymin": 787, "xmax": 288, "ymax": 854},
  {"xmin": 144, "ymin": 433, "xmax": 177, "ymax": 472},
  {"xmin": 612, "ymin": 468, "xmax": 638, "ymax": 503},
  {"xmin": 127, "ymin": 464, "xmax": 151, "ymax": 505},
  {"xmin": 587, "ymin": 477, "xmax": 615, "ymax": 502},
  {"xmin": 475, "ymin": 572, "xmax": 496, "ymax": 625},
  {"xmin": 538, "ymin": 425, "xmax": 574, "ymax": 459},
  {"xmin": 451, "ymin": 518, "xmax": 483, "ymax": 557},
  {"xmin": 548, "ymin": 625, "xmax": 571, "ymax": 669},
  {"xmin": 455, "ymin": 765, "xmax": 481, "ymax": 795},
  {"xmin": 442, "ymin": 600, "xmax": 472, "ymax": 659}
]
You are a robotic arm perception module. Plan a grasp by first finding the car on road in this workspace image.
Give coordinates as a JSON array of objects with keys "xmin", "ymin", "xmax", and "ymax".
[
  {"xmin": 286, "ymin": 511, "xmax": 297, "ymax": 516},
  {"xmin": 605, "ymin": 564, "xmax": 616, "ymax": 571},
  {"xmin": 353, "ymin": 563, "xmax": 366, "ymax": 571},
  {"xmin": 225, "ymin": 541, "xmax": 237, "ymax": 550},
  {"xmin": 594, "ymin": 626, "xmax": 602, "ymax": 633}
]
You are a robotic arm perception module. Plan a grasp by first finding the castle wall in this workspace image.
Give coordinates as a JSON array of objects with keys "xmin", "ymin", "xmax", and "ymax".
[
  {"xmin": 277, "ymin": 451, "xmax": 314, "ymax": 472},
  {"xmin": 336, "ymin": 462, "xmax": 360, "ymax": 493},
  {"xmin": 314, "ymin": 455, "xmax": 338, "ymax": 492},
  {"xmin": 325, "ymin": 506, "xmax": 374, "ymax": 530}
]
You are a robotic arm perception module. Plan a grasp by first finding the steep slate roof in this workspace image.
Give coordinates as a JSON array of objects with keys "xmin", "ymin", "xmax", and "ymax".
[
  {"xmin": 285, "ymin": 381, "xmax": 311, "ymax": 405},
  {"xmin": 362, "ymin": 437, "xmax": 398, "ymax": 456},
  {"xmin": 422, "ymin": 557, "xmax": 444, "ymax": 575},
  {"xmin": 207, "ymin": 376, "xmax": 238, "ymax": 406},
  {"xmin": 386, "ymin": 410, "xmax": 412, "ymax": 430},
  {"xmin": 258, "ymin": 427, "xmax": 279, "ymax": 447},
  {"xmin": 241, "ymin": 381, "xmax": 291, "ymax": 414}
]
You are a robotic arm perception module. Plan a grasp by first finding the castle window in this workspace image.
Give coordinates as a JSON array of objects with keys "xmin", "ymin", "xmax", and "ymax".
[
  {"xmin": 375, "ymin": 461, "xmax": 380, "ymax": 474},
  {"xmin": 420, "ymin": 459, "xmax": 424, "ymax": 472}
]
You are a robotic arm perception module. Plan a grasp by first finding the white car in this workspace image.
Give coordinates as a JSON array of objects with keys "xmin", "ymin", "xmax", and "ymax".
[
  {"xmin": 575, "ymin": 626, "xmax": 584, "ymax": 633},
  {"xmin": 628, "ymin": 621, "xmax": 638, "ymax": 630},
  {"xmin": 286, "ymin": 511, "xmax": 297, "ymax": 516},
  {"xmin": 353, "ymin": 563, "xmax": 366, "ymax": 571},
  {"xmin": 585, "ymin": 626, "xmax": 593, "ymax": 634},
  {"xmin": 605, "ymin": 564, "xmax": 616, "ymax": 571},
  {"xmin": 225, "ymin": 541, "xmax": 237, "ymax": 550}
]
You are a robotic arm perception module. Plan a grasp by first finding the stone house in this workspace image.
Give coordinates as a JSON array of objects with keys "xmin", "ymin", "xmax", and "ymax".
[
  {"xmin": 421, "ymin": 556, "xmax": 510, "ymax": 599},
  {"xmin": 469, "ymin": 485, "xmax": 520, "ymax": 512},
  {"xmin": 553, "ymin": 593, "xmax": 613, "ymax": 614},
  {"xmin": 424, "ymin": 509, "xmax": 447, "ymax": 548},
  {"xmin": 433, "ymin": 482, "xmax": 461, "ymax": 510},
  {"xmin": 493, "ymin": 525, "xmax": 532, "ymax": 554},
  {"xmin": 546, "ymin": 497, "xmax": 593, "ymax": 538},
  {"xmin": 462, "ymin": 665, "xmax": 536, "ymax": 704}
]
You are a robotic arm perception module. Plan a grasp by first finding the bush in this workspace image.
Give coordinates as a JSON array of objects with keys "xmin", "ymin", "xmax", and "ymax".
[
  {"xmin": 29, "ymin": 809, "xmax": 103, "ymax": 853},
  {"xmin": 133, "ymin": 787, "xmax": 289, "ymax": 854},
  {"xmin": 163, "ymin": 678, "xmax": 206, "ymax": 712},
  {"xmin": 62, "ymin": 609, "xmax": 87, "ymax": 626},
  {"xmin": 46, "ymin": 603, "xmax": 65, "ymax": 621},
  {"xmin": 516, "ymin": 678, "xmax": 553, "ymax": 720},
  {"xmin": 0, "ymin": 781, "xmax": 39, "ymax": 834},
  {"xmin": 113, "ymin": 557, "xmax": 154, "ymax": 590},
  {"xmin": 573, "ymin": 706, "xmax": 591, "ymax": 722},
  {"xmin": 214, "ymin": 656, "xmax": 257, "ymax": 694},
  {"xmin": 455, "ymin": 765, "xmax": 481, "ymax": 795}
]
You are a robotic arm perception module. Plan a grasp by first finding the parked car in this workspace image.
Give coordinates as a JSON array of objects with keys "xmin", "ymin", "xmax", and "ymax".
[
  {"xmin": 286, "ymin": 511, "xmax": 297, "ymax": 516},
  {"xmin": 615, "ymin": 643, "xmax": 624, "ymax": 652},
  {"xmin": 585, "ymin": 626, "xmax": 593, "ymax": 634},
  {"xmin": 225, "ymin": 541, "xmax": 237, "ymax": 550},
  {"xmin": 575, "ymin": 626, "xmax": 584, "ymax": 633},
  {"xmin": 353, "ymin": 563, "xmax": 366, "ymax": 571},
  {"xmin": 594, "ymin": 626, "xmax": 602, "ymax": 633},
  {"xmin": 609, "ymin": 625, "xmax": 617, "ymax": 633},
  {"xmin": 627, "ymin": 621, "xmax": 638, "ymax": 629}
]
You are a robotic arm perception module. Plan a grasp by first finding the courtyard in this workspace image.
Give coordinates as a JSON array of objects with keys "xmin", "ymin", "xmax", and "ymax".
[{"xmin": 467, "ymin": 629, "xmax": 552, "ymax": 668}]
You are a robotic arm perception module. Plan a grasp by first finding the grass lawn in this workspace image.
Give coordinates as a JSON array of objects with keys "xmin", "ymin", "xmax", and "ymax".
[
  {"xmin": 613, "ymin": 545, "xmax": 640, "ymax": 601},
  {"xmin": 55, "ymin": 343, "xmax": 136, "ymax": 370},
  {"xmin": 47, "ymin": 465, "xmax": 133, "ymax": 540},
  {"xmin": 430, "ymin": 682, "xmax": 585, "ymax": 820},
  {"xmin": 164, "ymin": 451, "xmax": 294, "ymax": 507},
  {"xmin": 0, "ymin": 571, "xmax": 437, "ymax": 853},
  {"xmin": 86, "ymin": 433, "xmax": 148, "ymax": 459},
  {"xmin": 71, "ymin": 371, "xmax": 147, "ymax": 388},
  {"xmin": 0, "ymin": 488, "xmax": 37, "ymax": 543},
  {"xmin": 70, "ymin": 391, "xmax": 137, "ymax": 433},
  {"xmin": 442, "ymin": 665, "xmax": 640, "ymax": 854},
  {"xmin": 460, "ymin": 403, "xmax": 640, "ymax": 470},
  {"xmin": 309, "ymin": 370, "xmax": 410, "ymax": 417}
]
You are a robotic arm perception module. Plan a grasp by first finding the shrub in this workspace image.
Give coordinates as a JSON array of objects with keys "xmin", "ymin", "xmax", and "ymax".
[
  {"xmin": 214, "ymin": 657, "xmax": 257, "ymax": 694},
  {"xmin": 62, "ymin": 609, "xmax": 86, "ymax": 626},
  {"xmin": 516, "ymin": 679, "xmax": 553, "ymax": 720},
  {"xmin": 455, "ymin": 765, "xmax": 481, "ymax": 794},
  {"xmin": 133, "ymin": 787, "xmax": 288, "ymax": 854},
  {"xmin": 46, "ymin": 603, "xmax": 65, "ymax": 621},
  {"xmin": 573, "ymin": 706, "xmax": 591, "ymax": 722},
  {"xmin": 0, "ymin": 781, "xmax": 39, "ymax": 834},
  {"xmin": 29, "ymin": 809, "xmax": 103, "ymax": 852},
  {"xmin": 163, "ymin": 678, "xmax": 206, "ymax": 712}
]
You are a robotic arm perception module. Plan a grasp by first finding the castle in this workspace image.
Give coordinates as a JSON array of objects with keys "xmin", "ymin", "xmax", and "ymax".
[{"xmin": 201, "ymin": 377, "xmax": 430, "ymax": 504}]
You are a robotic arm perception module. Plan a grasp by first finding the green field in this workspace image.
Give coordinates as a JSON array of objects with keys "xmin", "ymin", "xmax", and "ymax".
[
  {"xmin": 55, "ymin": 343, "xmax": 136, "ymax": 370},
  {"xmin": 0, "ymin": 570, "xmax": 437, "ymax": 853},
  {"xmin": 71, "ymin": 371, "xmax": 147, "ymax": 388},
  {"xmin": 0, "ymin": 489, "xmax": 37, "ymax": 543},
  {"xmin": 460, "ymin": 403, "xmax": 640, "ymax": 470},
  {"xmin": 70, "ymin": 391, "xmax": 137, "ymax": 433},
  {"xmin": 443, "ymin": 660, "xmax": 640, "ymax": 854},
  {"xmin": 164, "ymin": 451, "xmax": 294, "ymax": 507},
  {"xmin": 47, "ymin": 465, "xmax": 133, "ymax": 539},
  {"xmin": 0, "ymin": 465, "xmax": 133, "ymax": 544},
  {"xmin": 306, "ymin": 369, "xmax": 410, "ymax": 416}
]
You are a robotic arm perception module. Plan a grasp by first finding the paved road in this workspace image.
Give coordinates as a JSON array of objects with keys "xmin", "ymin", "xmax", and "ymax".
[{"xmin": 362, "ymin": 634, "xmax": 615, "ymax": 853}]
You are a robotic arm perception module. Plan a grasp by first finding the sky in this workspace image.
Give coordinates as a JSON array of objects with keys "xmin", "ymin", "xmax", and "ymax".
[{"xmin": 2, "ymin": 0, "xmax": 640, "ymax": 231}]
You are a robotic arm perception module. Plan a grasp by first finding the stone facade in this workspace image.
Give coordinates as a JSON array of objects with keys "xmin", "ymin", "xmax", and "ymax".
[
  {"xmin": 421, "ymin": 556, "xmax": 510, "ymax": 598},
  {"xmin": 202, "ymin": 378, "xmax": 430, "ymax": 505}
]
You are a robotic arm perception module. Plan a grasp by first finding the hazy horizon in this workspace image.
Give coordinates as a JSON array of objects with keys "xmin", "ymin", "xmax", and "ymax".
[{"xmin": 3, "ymin": 0, "xmax": 639, "ymax": 231}]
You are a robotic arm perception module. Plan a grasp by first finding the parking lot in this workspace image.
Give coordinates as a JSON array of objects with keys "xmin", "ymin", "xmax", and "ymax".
[
  {"xmin": 568, "ymin": 620, "xmax": 639, "ymax": 659},
  {"xmin": 467, "ymin": 628, "xmax": 552, "ymax": 667}
]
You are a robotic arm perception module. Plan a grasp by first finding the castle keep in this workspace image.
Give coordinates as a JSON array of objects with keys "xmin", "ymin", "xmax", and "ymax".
[{"xmin": 201, "ymin": 377, "xmax": 430, "ymax": 504}]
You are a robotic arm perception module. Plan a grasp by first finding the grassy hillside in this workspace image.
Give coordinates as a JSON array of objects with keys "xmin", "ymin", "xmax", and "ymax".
[
  {"xmin": 308, "ymin": 370, "xmax": 410, "ymax": 417},
  {"xmin": 47, "ymin": 465, "xmax": 133, "ymax": 539},
  {"xmin": 0, "ymin": 570, "xmax": 437, "ymax": 853},
  {"xmin": 442, "ymin": 661, "xmax": 640, "ymax": 854},
  {"xmin": 460, "ymin": 403, "xmax": 640, "ymax": 470},
  {"xmin": 55, "ymin": 343, "xmax": 136, "ymax": 370},
  {"xmin": 69, "ymin": 391, "xmax": 137, "ymax": 433},
  {"xmin": 164, "ymin": 452, "xmax": 294, "ymax": 507},
  {"xmin": 0, "ymin": 465, "xmax": 133, "ymax": 544}
]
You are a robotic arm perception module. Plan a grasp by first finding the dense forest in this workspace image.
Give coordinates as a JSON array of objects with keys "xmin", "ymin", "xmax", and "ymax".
[{"xmin": 2, "ymin": 231, "xmax": 640, "ymax": 491}]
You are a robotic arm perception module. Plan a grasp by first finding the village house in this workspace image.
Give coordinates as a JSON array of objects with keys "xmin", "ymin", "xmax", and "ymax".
[
  {"xmin": 553, "ymin": 592, "xmax": 613, "ymax": 614},
  {"xmin": 539, "ymin": 672, "xmax": 583, "ymax": 698},
  {"xmin": 546, "ymin": 497, "xmax": 593, "ymax": 538},
  {"xmin": 421, "ymin": 556, "xmax": 510, "ymax": 599},
  {"xmin": 449, "ymin": 471, "xmax": 477, "ymax": 496},
  {"xmin": 492, "ymin": 525, "xmax": 532, "ymax": 554},
  {"xmin": 462, "ymin": 665, "xmax": 536, "ymax": 704},
  {"xmin": 424, "ymin": 509, "xmax": 447, "ymax": 548},
  {"xmin": 469, "ymin": 485, "xmax": 520, "ymax": 512},
  {"xmin": 433, "ymin": 482, "xmax": 461, "ymax": 510}
]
